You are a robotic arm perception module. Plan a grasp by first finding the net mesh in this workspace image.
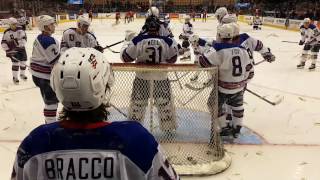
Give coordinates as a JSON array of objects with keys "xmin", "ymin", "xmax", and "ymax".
[{"xmin": 109, "ymin": 63, "xmax": 231, "ymax": 175}]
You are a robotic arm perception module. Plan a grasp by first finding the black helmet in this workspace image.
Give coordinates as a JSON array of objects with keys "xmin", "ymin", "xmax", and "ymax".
[{"xmin": 145, "ymin": 15, "xmax": 160, "ymax": 33}]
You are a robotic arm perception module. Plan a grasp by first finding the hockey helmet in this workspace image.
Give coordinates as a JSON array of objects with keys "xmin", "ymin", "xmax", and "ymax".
[
  {"xmin": 147, "ymin": 6, "xmax": 159, "ymax": 17},
  {"xmin": 37, "ymin": 15, "xmax": 56, "ymax": 32},
  {"xmin": 50, "ymin": 47, "xmax": 114, "ymax": 111},
  {"xmin": 77, "ymin": 15, "xmax": 91, "ymax": 27},
  {"xmin": 221, "ymin": 14, "xmax": 237, "ymax": 24},
  {"xmin": 230, "ymin": 22, "xmax": 240, "ymax": 37},
  {"xmin": 215, "ymin": 7, "xmax": 228, "ymax": 22},
  {"xmin": 145, "ymin": 16, "xmax": 160, "ymax": 33},
  {"xmin": 7, "ymin": 17, "xmax": 18, "ymax": 26},
  {"xmin": 217, "ymin": 23, "xmax": 233, "ymax": 39}
]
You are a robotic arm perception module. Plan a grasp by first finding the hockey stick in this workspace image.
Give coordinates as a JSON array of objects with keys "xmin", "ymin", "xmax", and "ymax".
[
  {"xmin": 174, "ymin": 72, "xmax": 183, "ymax": 89},
  {"xmin": 103, "ymin": 40, "xmax": 124, "ymax": 50},
  {"xmin": 254, "ymin": 59, "xmax": 267, "ymax": 66},
  {"xmin": 176, "ymin": 85, "xmax": 208, "ymax": 106},
  {"xmin": 109, "ymin": 103, "xmax": 128, "ymax": 118},
  {"xmin": 246, "ymin": 88, "xmax": 283, "ymax": 106},
  {"xmin": 105, "ymin": 48, "xmax": 120, "ymax": 53},
  {"xmin": 169, "ymin": 72, "xmax": 189, "ymax": 82},
  {"xmin": 281, "ymin": 40, "xmax": 299, "ymax": 43}
]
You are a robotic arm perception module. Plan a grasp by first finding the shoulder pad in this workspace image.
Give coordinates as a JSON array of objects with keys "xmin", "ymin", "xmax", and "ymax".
[
  {"xmin": 37, "ymin": 34, "xmax": 57, "ymax": 49},
  {"xmin": 213, "ymin": 42, "xmax": 241, "ymax": 51}
]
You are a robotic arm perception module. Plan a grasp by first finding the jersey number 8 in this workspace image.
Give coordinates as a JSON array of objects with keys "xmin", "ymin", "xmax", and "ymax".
[{"xmin": 232, "ymin": 56, "xmax": 242, "ymax": 77}]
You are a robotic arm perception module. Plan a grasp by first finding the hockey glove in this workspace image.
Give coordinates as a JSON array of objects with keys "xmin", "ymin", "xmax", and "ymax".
[
  {"xmin": 262, "ymin": 52, "xmax": 275, "ymax": 63},
  {"xmin": 299, "ymin": 40, "xmax": 305, "ymax": 45},
  {"xmin": 125, "ymin": 30, "xmax": 136, "ymax": 41},
  {"xmin": 94, "ymin": 45, "xmax": 104, "ymax": 53}
]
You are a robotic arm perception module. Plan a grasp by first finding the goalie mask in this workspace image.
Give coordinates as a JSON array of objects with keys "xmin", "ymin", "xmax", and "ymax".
[
  {"xmin": 50, "ymin": 47, "xmax": 114, "ymax": 111},
  {"xmin": 145, "ymin": 16, "xmax": 160, "ymax": 34},
  {"xmin": 147, "ymin": 6, "xmax": 160, "ymax": 18}
]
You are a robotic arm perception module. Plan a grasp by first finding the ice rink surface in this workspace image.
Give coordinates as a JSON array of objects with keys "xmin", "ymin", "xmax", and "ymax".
[{"xmin": 1, "ymin": 18, "xmax": 320, "ymax": 179}]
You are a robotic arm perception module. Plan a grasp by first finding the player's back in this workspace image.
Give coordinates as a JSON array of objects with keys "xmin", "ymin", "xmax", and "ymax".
[
  {"xmin": 12, "ymin": 121, "xmax": 163, "ymax": 180},
  {"xmin": 126, "ymin": 34, "xmax": 178, "ymax": 80},
  {"xmin": 213, "ymin": 43, "xmax": 251, "ymax": 94}
]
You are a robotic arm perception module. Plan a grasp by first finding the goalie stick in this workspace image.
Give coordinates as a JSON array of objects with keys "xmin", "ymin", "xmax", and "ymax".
[
  {"xmin": 109, "ymin": 103, "xmax": 128, "ymax": 118},
  {"xmin": 102, "ymin": 40, "xmax": 124, "ymax": 53},
  {"xmin": 246, "ymin": 88, "xmax": 283, "ymax": 106}
]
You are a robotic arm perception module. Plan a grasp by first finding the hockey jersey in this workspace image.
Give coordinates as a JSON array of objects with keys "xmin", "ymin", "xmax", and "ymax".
[
  {"xmin": 192, "ymin": 38, "xmax": 212, "ymax": 63},
  {"xmin": 30, "ymin": 34, "xmax": 60, "ymax": 80},
  {"xmin": 182, "ymin": 22, "xmax": 193, "ymax": 38},
  {"xmin": 199, "ymin": 43, "xmax": 252, "ymax": 94},
  {"xmin": 61, "ymin": 28, "xmax": 99, "ymax": 53},
  {"xmin": 300, "ymin": 24, "xmax": 320, "ymax": 45},
  {"xmin": 234, "ymin": 33, "xmax": 270, "ymax": 81},
  {"xmin": 121, "ymin": 34, "xmax": 178, "ymax": 80},
  {"xmin": 11, "ymin": 120, "xmax": 179, "ymax": 180},
  {"xmin": 1, "ymin": 27, "xmax": 27, "ymax": 51}
]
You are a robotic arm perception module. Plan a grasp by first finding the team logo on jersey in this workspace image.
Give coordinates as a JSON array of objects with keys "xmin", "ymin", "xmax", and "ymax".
[{"xmin": 88, "ymin": 54, "xmax": 97, "ymax": 69}]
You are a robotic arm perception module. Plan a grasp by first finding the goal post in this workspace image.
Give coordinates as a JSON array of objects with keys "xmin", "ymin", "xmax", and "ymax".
[{"xmin": 109, "ymin": 63, "xmax": 231, "ymax": 175}]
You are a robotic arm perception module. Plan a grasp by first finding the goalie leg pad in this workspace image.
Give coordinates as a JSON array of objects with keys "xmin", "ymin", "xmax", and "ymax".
[
  {"xmin": 154, "ymin": 79, "xmax": 177, "ymax": 131},
  {"xmin": 128, "ymin": 77, "xmax": 150, "ymax": 122}
]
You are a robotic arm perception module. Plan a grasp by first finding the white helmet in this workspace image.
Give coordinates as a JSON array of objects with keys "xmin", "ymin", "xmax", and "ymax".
[
  {"xmin": 7, "ymin": 17, "xmax": 18, "ymax": 26},
  {"xmin": 147, "ymin": 6, "xmax": 159, "ymax": 17},
  {"xmin": 217, "ymin": 23, "xmax": 233, "ymax": 39},
  {"xmin": 50, "ymin": 47, "xmax": 114, "ymax": 111},
  {"xmin": 37, "ymin": 15, "xmax": 55, "ymax": 31},
  {"xmin": 77, "ymin": 15, "xmax": 91, "ymax": 27},
  {"xmin": 221, "ymin": 14, "xmax": 237, "ymax": 24},
  {"xmin": 215, "ymin": 7, "xmax": 228, "ymax": 22},
  {"xmin": 189, "ymin": 34, "xmax": 200, "ymax": 46},
  {"xmin": 303, "ymin": 18, "xmax": 311, "ymax": 24},
  {"xmin": 230, "ymin": 22, "xmax": 240, "ymax": 37}
]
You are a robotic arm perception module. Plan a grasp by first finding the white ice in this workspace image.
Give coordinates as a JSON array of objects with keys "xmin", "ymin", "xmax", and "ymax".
[{"xmin": 0, "ymin": 18, "xmax": 320, "ymax": 180}]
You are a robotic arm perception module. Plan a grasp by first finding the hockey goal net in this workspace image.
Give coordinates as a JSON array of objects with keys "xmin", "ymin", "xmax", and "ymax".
[{"xmin": 109, "ymin": 63, "xmax": 231, "ymax": 175}]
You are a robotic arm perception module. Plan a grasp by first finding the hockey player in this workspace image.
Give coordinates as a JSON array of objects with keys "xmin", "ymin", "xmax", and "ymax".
[
  {"xmin": 297, "ymin": 18, "xmax": 320, "ymax": 71},
  {"xmin": 252, "ymin": 15, "xmax": 262, "ymax": 30},
  {"xmin": 199, "ymin": 23, "xmax": 253, "ymax": 138},
  {"xmin": 1, "ymin": 17, "xmax": 28, "ymax": 84},
  {"xmin": 188, "ymin": 34, "xmax": 214, "ymax": 84},
  {"xmin": 141, "ymin": 7, "xmax": 173, "ymax": 38},
  {"xmin": 178, "ymin": 15, "xmax": 193, "ymax": 61},
  {"xmin": 218, "ymin": 22, "xmax": 275, "ymax": 136},
  {"xmin": 215, "ymin": 7, "xmax": 228, "ymax": 24},
  {"xmin": 60, "ymin": 15, "xmax": 103, "ymax": 53},
  {"xmin": 16, "ymin": 9, "xmax": 29, "ymax": 31},
  {"xmin": 120, "ymin": 17, "xmax": 179, "ymax": 132},
  {"xmin": 30, "ymin": 15, "xmax": 60, "ymax": 124},
  {"xmin": 115, "ymin": 11, "xmax": 121, "ymax": 25},
  {"xmin": 11, "ymin": 47, "xmax": 179, "ymax": 180}
]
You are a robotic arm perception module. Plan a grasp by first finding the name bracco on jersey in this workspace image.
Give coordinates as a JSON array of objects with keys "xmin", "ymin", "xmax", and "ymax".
[
  {"xmin": 199, "ymin": 43, "xmax": 252, "ymax": 94},
  {"xmin": 61, "ymin": 28, "xmax": 99, "ymax": 53},
  {"xmin": 121, "ymin": 35, "xmax": 178, "ymax": 80},
  {"xmin": 30, "ymin": 35, "xmax": 60, "ymax": 80}
]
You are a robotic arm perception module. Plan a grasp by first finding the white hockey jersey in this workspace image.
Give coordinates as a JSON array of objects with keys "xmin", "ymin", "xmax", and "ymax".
[
  {"xmin": 11, "ymin": 121, "xmax": 179, "ymax": 180},
  {"xmin": 61, "ymin": 28, "xmax": 99, "ymax": 53},
  {"xmin": 192, "ymin": 38, "xmax": 212, "ymax": 63},
  {"xmin": 300, "ymin": 24, "xmax": 320, "ymax": 45},
  {"xmin": 1, "ymin": 27, "xmax": 27, "ymax": 51},
  {"xmin": 17, "ymin": 16, "xmax": 28, "ymax": 26},
  {"xmin": 199, "ymin": 43, "xmax": 252, "ymax": 94},
  {"xmin": 121, "ymin": 34, "xmax": 178, "ymax": 80},
  {"xmin": 30, "ymin": 34, "xmax": 60, "ymax": 80},
  {"xmin": 182, "ymin": 22, "xmax": 193, "ymax": 38},
  {"xmin": 234, "ymin": 33, "xmax": 270, "ymax": 81}
]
